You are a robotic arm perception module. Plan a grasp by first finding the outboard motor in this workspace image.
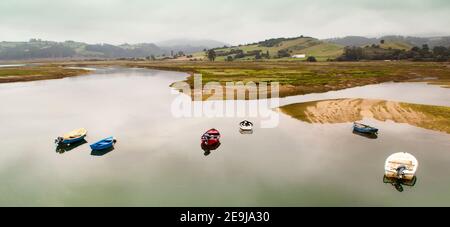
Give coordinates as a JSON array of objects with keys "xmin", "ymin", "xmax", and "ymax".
[
  {"xmin": 396, "ymin": 166, "xmax": 407, "ymax": 179},
  {"xmin": 55, "ymin": 137, "xmax": 64, "ymax": 144}
]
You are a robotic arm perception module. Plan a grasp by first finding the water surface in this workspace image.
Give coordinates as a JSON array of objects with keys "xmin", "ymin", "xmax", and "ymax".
[{"xmin": 0, "ymin": 67, "xmax": 449, "ymax": 206}]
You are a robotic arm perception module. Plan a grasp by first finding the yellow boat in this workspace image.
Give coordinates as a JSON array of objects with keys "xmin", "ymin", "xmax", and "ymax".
[{"xmin": 55, "ymin": 128, "xmax": 88, "ymax": 144}]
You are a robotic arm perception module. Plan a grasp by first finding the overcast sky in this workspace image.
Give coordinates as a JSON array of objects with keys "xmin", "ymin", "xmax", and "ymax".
[{"xmin": 0, "ymin": 0, "xmax": 449, "ymax": 45}]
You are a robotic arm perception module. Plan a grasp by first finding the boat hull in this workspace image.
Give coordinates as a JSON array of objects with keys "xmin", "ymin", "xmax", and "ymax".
[
  {"xmin": 353, "ymin": 126, "xmax": 378, "ymax": 134},
  {"xmin": 90, "ymin": 137, "xmax": 115, "ymax": 151},
  {"xmin": 240, "ymin": 126, "xmax": 253, "ymax": 131},
  {"xmin": 384, "ymin": 172, "xmax": 416, "ymax": 181},
  {"xmin": 201, "ymin": 138, "xmax": 220, "ymax": 146},
  {"xmin": 61, "ymin": 135, "xmax": 86, "ymax": 144}
]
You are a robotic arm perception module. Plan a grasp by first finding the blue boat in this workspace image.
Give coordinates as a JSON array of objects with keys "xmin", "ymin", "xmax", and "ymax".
[
  {"xmin": 353, "ymin": 122, "xmax": 379, "ymax": 134},
  {"xmin": 90, "ymin": 137, "xmax": 116, "ymax": 151}
]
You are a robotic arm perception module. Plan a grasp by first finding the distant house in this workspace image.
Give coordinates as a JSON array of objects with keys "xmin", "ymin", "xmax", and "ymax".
[{"xmin": 292, "ymin": 54, "xmax": 306, "ymax": 58}]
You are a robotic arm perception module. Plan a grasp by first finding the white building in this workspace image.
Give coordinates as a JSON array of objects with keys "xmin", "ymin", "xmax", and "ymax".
[{"xmin": 292, "ymin": 54, "xmax": 306, "ymax": 58}]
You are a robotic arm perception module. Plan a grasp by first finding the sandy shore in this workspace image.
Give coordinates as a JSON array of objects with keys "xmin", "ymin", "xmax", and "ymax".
[{"xmin": 279, "ymin": 98, "xmax": 450, "ymax": 134}]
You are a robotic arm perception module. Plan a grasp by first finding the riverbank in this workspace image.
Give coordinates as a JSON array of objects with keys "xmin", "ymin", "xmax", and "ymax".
[
  {"xmin": 278, "ymin": 98, "xmax": 450, "ymax": 134},
  {"xmin": 2, "ymin": 61, "xmax": 450, "ymax": 98},
  {"xmin": 0, "ymin": 65, "xmax": 89, "ymax": 83}
]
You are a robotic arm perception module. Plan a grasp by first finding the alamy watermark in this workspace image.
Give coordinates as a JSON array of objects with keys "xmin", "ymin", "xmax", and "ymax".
[{"xmin": 171, "ymin": 74, "xmax": 280, "ymax": 128}]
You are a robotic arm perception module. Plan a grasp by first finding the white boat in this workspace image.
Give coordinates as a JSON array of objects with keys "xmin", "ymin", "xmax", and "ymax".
[
  {"xmin": 239, "ymin": 120, "xmax": 254, "ymax": 131},
  {"xmin": 384, "ymin": 152, "xmax": 419, "ymax": 180}
]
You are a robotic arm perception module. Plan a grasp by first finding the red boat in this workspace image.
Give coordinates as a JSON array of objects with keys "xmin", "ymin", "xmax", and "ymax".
[{"xmin": 201, "ymin": 129, "xmax": 221, "ymax": 146}]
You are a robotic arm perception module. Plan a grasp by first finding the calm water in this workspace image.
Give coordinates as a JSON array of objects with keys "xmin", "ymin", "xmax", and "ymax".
[{"xmin": 0, "ymin": 67, "xmax": 449, "ymax": 207}]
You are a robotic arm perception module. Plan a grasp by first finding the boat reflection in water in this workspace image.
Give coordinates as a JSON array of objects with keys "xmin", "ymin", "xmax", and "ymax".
[
  {"xmin": 201, "ymin": 142, "xmax": 221, "ymax": 156},
  {"xmin": 239, "ymin": 129, "xmax": 254, "ymax": 135},
  {"xmin": 352, "ymin": 130, "xmax": 378, "ymax": 139},
  {"xmin": 91, "ymin": 147, "xmax": 115, "ymax": 156},
  {"xmin": 383, "ymin": 175, "xmax": 417, "ymax": 192},
  {"xmin": 55, "ymin": 139, "xmax": 88, "ymax": 154}
]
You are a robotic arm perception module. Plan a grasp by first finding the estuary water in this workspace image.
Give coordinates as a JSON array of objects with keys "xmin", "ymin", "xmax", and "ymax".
[{"xmin": 0, "ymin": 67, "xmax": 449, "ymax": 206}]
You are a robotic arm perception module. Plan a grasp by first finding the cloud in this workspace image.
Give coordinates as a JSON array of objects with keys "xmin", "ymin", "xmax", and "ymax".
[{"xmin": 0, "ymin": 0, "xmax": 449, "ymax": 44}]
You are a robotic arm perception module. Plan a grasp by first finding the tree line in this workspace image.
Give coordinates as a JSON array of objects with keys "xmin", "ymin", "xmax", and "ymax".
[{"xmin": 337, "ymin": 44, "xmax": 450, "ymax": 61}]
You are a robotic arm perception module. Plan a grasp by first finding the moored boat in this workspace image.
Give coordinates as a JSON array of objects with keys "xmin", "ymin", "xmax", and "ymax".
[
  {"xmin": 201, "ymin": 129, "xmax": 221, "ymax": 146},
  {"xmin": 353, "ymin": 122, "xmax": 379, "ymax": 134},
  {"xmin": 55, "ymin": 128, "xmax": 88, "ymax": 145},
  {"xmin": 384, "ymin": 152, "xmax": 419, "ymax": 180},
  {"xmin": 239, "ymin": 120, "xmax": 254, "ymax": 131},
  {"xmin": 90, "ymin": 136, "xmax": 116, "ymax": 151}
]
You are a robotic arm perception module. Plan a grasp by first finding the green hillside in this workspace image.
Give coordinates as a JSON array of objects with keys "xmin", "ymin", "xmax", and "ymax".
[
  {"xmin": 195, "ymin": 36, "xmax": 422, "ymax": 61},
  {"xmin": 199, "ymin": 36, "xmax": 345, "ymax": 61},
  {"xmin": 379, "ymin": 41, "xmax": 413, "ymax": 50}
]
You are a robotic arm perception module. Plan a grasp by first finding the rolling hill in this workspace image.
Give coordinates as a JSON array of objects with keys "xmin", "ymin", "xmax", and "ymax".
[
  {"xmin": 205, "ymin": 36, "xmax": 345, "ymax": 61},
  {"xmin": 200, "ymin": 35, "xmax": 450, "ymax": 62}
]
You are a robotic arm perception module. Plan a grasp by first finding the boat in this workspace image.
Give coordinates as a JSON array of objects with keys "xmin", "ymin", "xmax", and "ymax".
[
  {"xmin": 90, "ymin": 136, "xmax": 116, "ymax": 151},
  {"xmin": 353, "ymin": 122, "xmax": 379, "ymax": 134},
  {"xmin": 201, "ymin": 129, "xmax": 221, "ymax": 146},
  {"xmin": 384, "ymin": 152, "xmax": 419, "ymax": 180},
  {"xmin": 239, "ymin": 120, "xmax": 254, "ymax": 131},
  {"xmin": 55, "ymin": 128, "xmax": 88, "ymax": 145}
]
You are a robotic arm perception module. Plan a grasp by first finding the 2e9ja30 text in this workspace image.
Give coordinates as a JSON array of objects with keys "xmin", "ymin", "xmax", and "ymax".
[{"xmin": 223, "ymin": 211, "xmax": 270, "ymax": 223}]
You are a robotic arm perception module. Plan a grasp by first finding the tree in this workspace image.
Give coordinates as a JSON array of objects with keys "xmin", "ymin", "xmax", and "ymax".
[
  {"xmin": 277, "ymin": 50, "xmax": 290, "ymax": 58},
  {"xmin": 433, "ymin": 46, "xmax": 448, "ymax": 56},
  {"xmin": 207, "ymin": 49, "xmax": 216, "ymax": 61},
  {"xmin": 234, "ymin": 52, "xmax": 245, "ymax": 59},
  {"xmin": 255, "ymin": 52, "xmax": 262, "ymax": 60},
  {"xmin": 306, "ymin": 56, "xmax": 317, "ymax": 62},
  {"xmin": 226, "ymin": 56, "xmax": 233, "ymax": 61},
  {"xmin": 380, "ymin": 39, "xmax": 385, "ymax": 44},
  {"xmin": 341, "ymin": 46, "xmax": 364, "ymax": 61}
]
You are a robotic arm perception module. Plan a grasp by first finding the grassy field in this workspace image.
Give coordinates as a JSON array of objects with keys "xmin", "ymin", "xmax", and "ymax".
[
  {"xmin": 401, "ymin": 103, "xmax": 450, "ymax": 133},
  {"xmin": 111, "ymin": 61, "xmax": 450, "ymax": 98},
  {"xmin": 379, "ymin": 41, "xmax": 413, "ymax": 50},
  {"xmin": 0, "ymin": 65, "xmax": 89, "ymax": 83}
]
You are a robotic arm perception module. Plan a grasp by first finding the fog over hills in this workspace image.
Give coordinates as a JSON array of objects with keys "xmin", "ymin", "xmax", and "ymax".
[{"xmin": 156, "ymin": 39, "xmax": 229, "ymax": 49}]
